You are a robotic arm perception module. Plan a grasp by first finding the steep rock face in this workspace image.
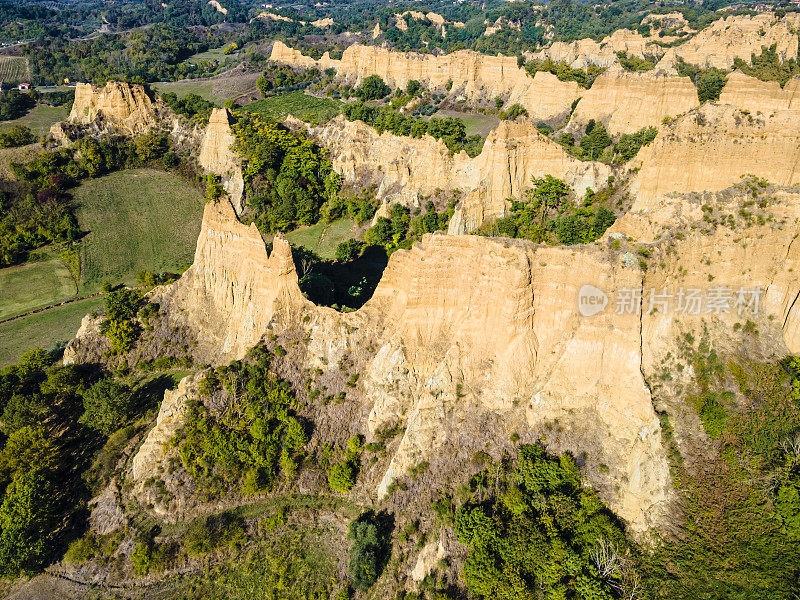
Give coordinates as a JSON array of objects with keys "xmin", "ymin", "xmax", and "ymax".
[
  {"xmin": 198, "ymin": 108, "xmax": 245, "ymax": 213},
  {"xmin": 67, "ymin": 81, "xmax": 159, "ymax": 135},
  {"xmin": 614, "ymin": 185, "xmax": 800, "ymax": 358},
  {"xmin": 270, "ymin": 41, "xmax": 582, "ymax": 121},
  {"xmin": 631, "ymin": 103, "xmax": 800, "ymax": 210},
  {"xmin": 153, "ymin": 199, "xmax": 308, "ymax": 361},
  {"xmin": 139, "ymin": 200, "xmax": 672, "ymax": 533},
  {"xmin": 303, "ymin": 116, "xmax": 609, "ymax": 233},
  {"xmin": 131, "ymin": 374, "xmax": 199, "ymax": 495},
  {"xmin": 304, "ymin": 115, "xmax": 478, "ymax": 209},
  {"xmin": 718, "ymin": 70, "xmax": 800, "ymax": 113},
  {"xmin": 659, "ymin": 13, "xmax": 800, "ymax": 69},
  {"xmin": 570, "ymin": 67, "xmax": 698, "ymax": 134},
  {"xmin": 448, "ymin": 119, "xmax": 611, "ymax": 233},
  {"xmin": 533, "ymin": 29, "xmax": 668, "ymax": 68}
]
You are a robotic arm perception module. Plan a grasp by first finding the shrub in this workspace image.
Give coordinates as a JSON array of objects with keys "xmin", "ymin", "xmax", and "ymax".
[{"xmin": 328, "ymin": 460, "xmax": 357, "ymax": 492}]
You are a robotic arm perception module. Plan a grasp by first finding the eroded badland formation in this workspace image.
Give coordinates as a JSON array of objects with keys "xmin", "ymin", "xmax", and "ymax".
[{"xmin": 49, "ymin": 10, "xmax": 800, "ymax": 590}]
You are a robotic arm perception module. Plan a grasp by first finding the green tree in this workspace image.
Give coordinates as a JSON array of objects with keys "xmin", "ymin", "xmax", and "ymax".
[
  {"xmin": 80, "ymin": 378, "xmax": 134, "ymax": 435},
  {"xmin": 0, "ymin": 469, "xmax": 56, "ymax": 578},
  {"xmin": 356, "ymin": 75, "xmax": 390, "ymax": 101}
]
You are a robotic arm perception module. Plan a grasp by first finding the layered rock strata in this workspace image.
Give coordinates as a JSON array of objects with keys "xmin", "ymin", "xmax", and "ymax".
[
  {"xmin": 198, "ymin": 108, "xmax": 245, "ymax": 212},
  {"xmin": 137, "ymin": 197, "xmax": 673, "ymax": 533},
  {"xmin": 630, "ymin": 103, "xmax": 800, "ymax": 209},
  {"xmin": 270, "ymin": 41, "xmax": 582, "ymax": 121},
  {"xmin": 569, "ymin": 66, "xmax": 698, "ymax": 134},
  {"xmin": 302, "ymin": 116, "xmax": 610, "ymax": 233},
  {"xmin": 66, "ymin": 81, "xmax": 159, "ymax": 135}
]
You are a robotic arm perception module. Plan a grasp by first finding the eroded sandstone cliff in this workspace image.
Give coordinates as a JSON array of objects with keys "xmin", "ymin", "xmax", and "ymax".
[
  {"xmin": 569, "ymin": 66, "xmax": 698, "ymax": 134},
  {"xmin": 718, "ymin": 70, "xmax": 800, "ymax": 113},
  {"xmin": 66, "ymin": 81, "xmax": 160, "ymax": 135},
  {"xmin": 130, "ymin": 196, "xmax": 673, "ymax": 534},
  {"xmin": 270, "ymin": 41, "xmax": 582, "ymax": 121},
  {"xmin": 301, "ymin": 116, "xmax": 610, "ymax": 233},
  {"xmin": 631, "ymin": 103, "xmax": 800, "ymax": 209},
  {"xmin": 198, "ymin": 108, "xmax": 245, "ymax": 213},
  {"xmin": 659, "ymin": 12, "xmax": 800, "ymax": 69}
]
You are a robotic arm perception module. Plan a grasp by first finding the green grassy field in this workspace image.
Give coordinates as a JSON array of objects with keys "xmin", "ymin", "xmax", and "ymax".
[
  {"xmin": 74, "ymin": 169, "xmax": 204, "ymax": 293},
  {"xmin": 0, "ymin": 143, "xmax": 40, "ymax": 179},
  {"xmin": 432, "ymin": 109, "xmax": 499, "ymax": 137},
  {"xmin": 187, "ymin": 46, "xmax": 231, "ymax": 63},
  {"xmin": 242, "ymin": 92, "xmax": 343, "ymax": 123},
  {"xmin": 0, "ymin": 251, "xmax": 76, "ymax": 321},
  {"xmin": 285, "ymin": 218, "xmax": 356, "ymax": 259},
  {"xmin": 0, "ymin": 296, "xmax": 103, "ymax": 367},
  {"xmin": 152, "ymin": 79, "xmax": 217, "ymax": 103},
  {"xmin": 0, "ymin": 56, "xmax": 30, "ymax": 83},
  {"xmin": 0, "ymin": 104, "xmax": 68, "ymax": 137}
]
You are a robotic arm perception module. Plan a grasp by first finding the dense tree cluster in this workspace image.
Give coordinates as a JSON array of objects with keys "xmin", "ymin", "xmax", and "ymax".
[
  {"xmin": 0, "ymin": 348, "xmax": 151, "ymax": 577},
  {"xmin": 677, "ymin": 58, "xmax": 728, "ymax": 102},
  {"xmin": 0, "ymin": 90, "xmax": 35, "ymax": 121},
  {"xmin": 161, "ymin": 92, "xmax": 217, "ymax": 125},
  {"xmin": 733, "ymin": 43, "xmax": 800, "ymax": 87},
  {"xmin": 24, "ymin": 25, "xmax": 229, "ymax": 85},
  {"xmin": 455, "ymin": 443, "xmax": 631, "ymax": 599},
  {"xmin": 343, "ymin": 100, "xmax": 484, "ymax": 156},
  {"xmin": 231, "ymin": 113, "xmax": 339, "ymax": 233},
  {"xmin": 176, "ymin": 348, "xmax": 309, "ymax": 498},
  {"xmin": 476, "ymin": 174, "xmax": 616, "ymax": 245}
]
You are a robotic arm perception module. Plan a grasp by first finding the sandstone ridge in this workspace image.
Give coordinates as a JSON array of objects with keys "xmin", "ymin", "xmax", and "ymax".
[
  {"xmin": 138, "ymin": 196, "xmax": 674, "ymax": 534},
  {"xmin": 270, "ymin": 41, "xmax": 582, "ymax": 121},
  {"xmin": 198, "ymin": 108, "xmax": 245, "ymax": 213},
  {"xmin": 301, "ymin": 115, "xmax": 610, "ymax": 232},
  {"xmin": 65, "ymin": 81, "xmax": 160, "ymax": 135}
]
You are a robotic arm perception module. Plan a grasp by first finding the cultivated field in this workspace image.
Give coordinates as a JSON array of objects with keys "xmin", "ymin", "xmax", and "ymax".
[
  {"xmin": 0, "ymin": 296, "xmax": 103, "ymax": 367},
  {"xmin": 0, "ymin": 251, "xmax": 76, "ymax": 321},
  {"xmin": 74, "ymin": 169, "xmax": 204, "ymax": 292},
  {"xmin": 0, "ymin": 56, "xmax": 30, "ymax": 83},
  {"xmin": 242, "ymin": 92, "xmax": 343, "ymax": 123},
  {"xmin": 285, "ymin": 218, "xmax": 356, "ymax": 259},
  {"xmin": 153, "ymin": 68, "xmax": 260, "ymax": 105}
]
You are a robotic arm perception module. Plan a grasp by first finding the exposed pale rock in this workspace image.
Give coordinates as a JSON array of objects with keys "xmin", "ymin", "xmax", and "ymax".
[
  {"xmin": 132, "ymin": 374, "xmax": 198, "ymax": 490},
  {"xmin": 302, "ymin": 116, "xmax": 609, "ymax": 233},
  {"xmin": 270, "ymin": 41, "xmax": 582, "ymax": 121},
  {"xmin": 570, "ymin": 66, "xmax": 697, "ymax": 134},
  {"xmin": 448, "ymin": 119, "xmax": 611, "ymax": 233},
  {"xmin": 311, "ymin": 17, "xmax": 334, "ymax": 28},
  {"xmin": 198, "ymin": 108, "xmax": 245, "ymax": 212},
  {"xmin": 659, "ymin": 13, "xmax": 800, "ymax": 69},
  {"xmin": 152, "ymin": 199, "xmax": 308, "ymax": 362},
  {"xmin": 67, "ymin": 81, "xmax": 158, "ymax": 135},
  {"xmin": 63, "ymin": 314, "xmax": 109, "ymax": 365},
  {"xmin": 152, "ymin": 200, "xmax": 673, "ymax": 533},
  {"xmin": 207, "ymin": 0, "xmax": 227, "ymax": 15},
  {"xmin": 631, "ymin": 103, "xmax": 800, "ymax": 210},
  {"xmin": 304, "ymin": 115, "xmax": 477, "ymax": 209},
  {"xmin": 411, "ymin": 540, "xmax": 446, "ymax": 582},
  {"xmin": 718, "ymin": 70, "xmax": 800, "ymax": 113},
  {"xmin": 534, "ymin": 29, "xmax": 668, "ymax": 69}
]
